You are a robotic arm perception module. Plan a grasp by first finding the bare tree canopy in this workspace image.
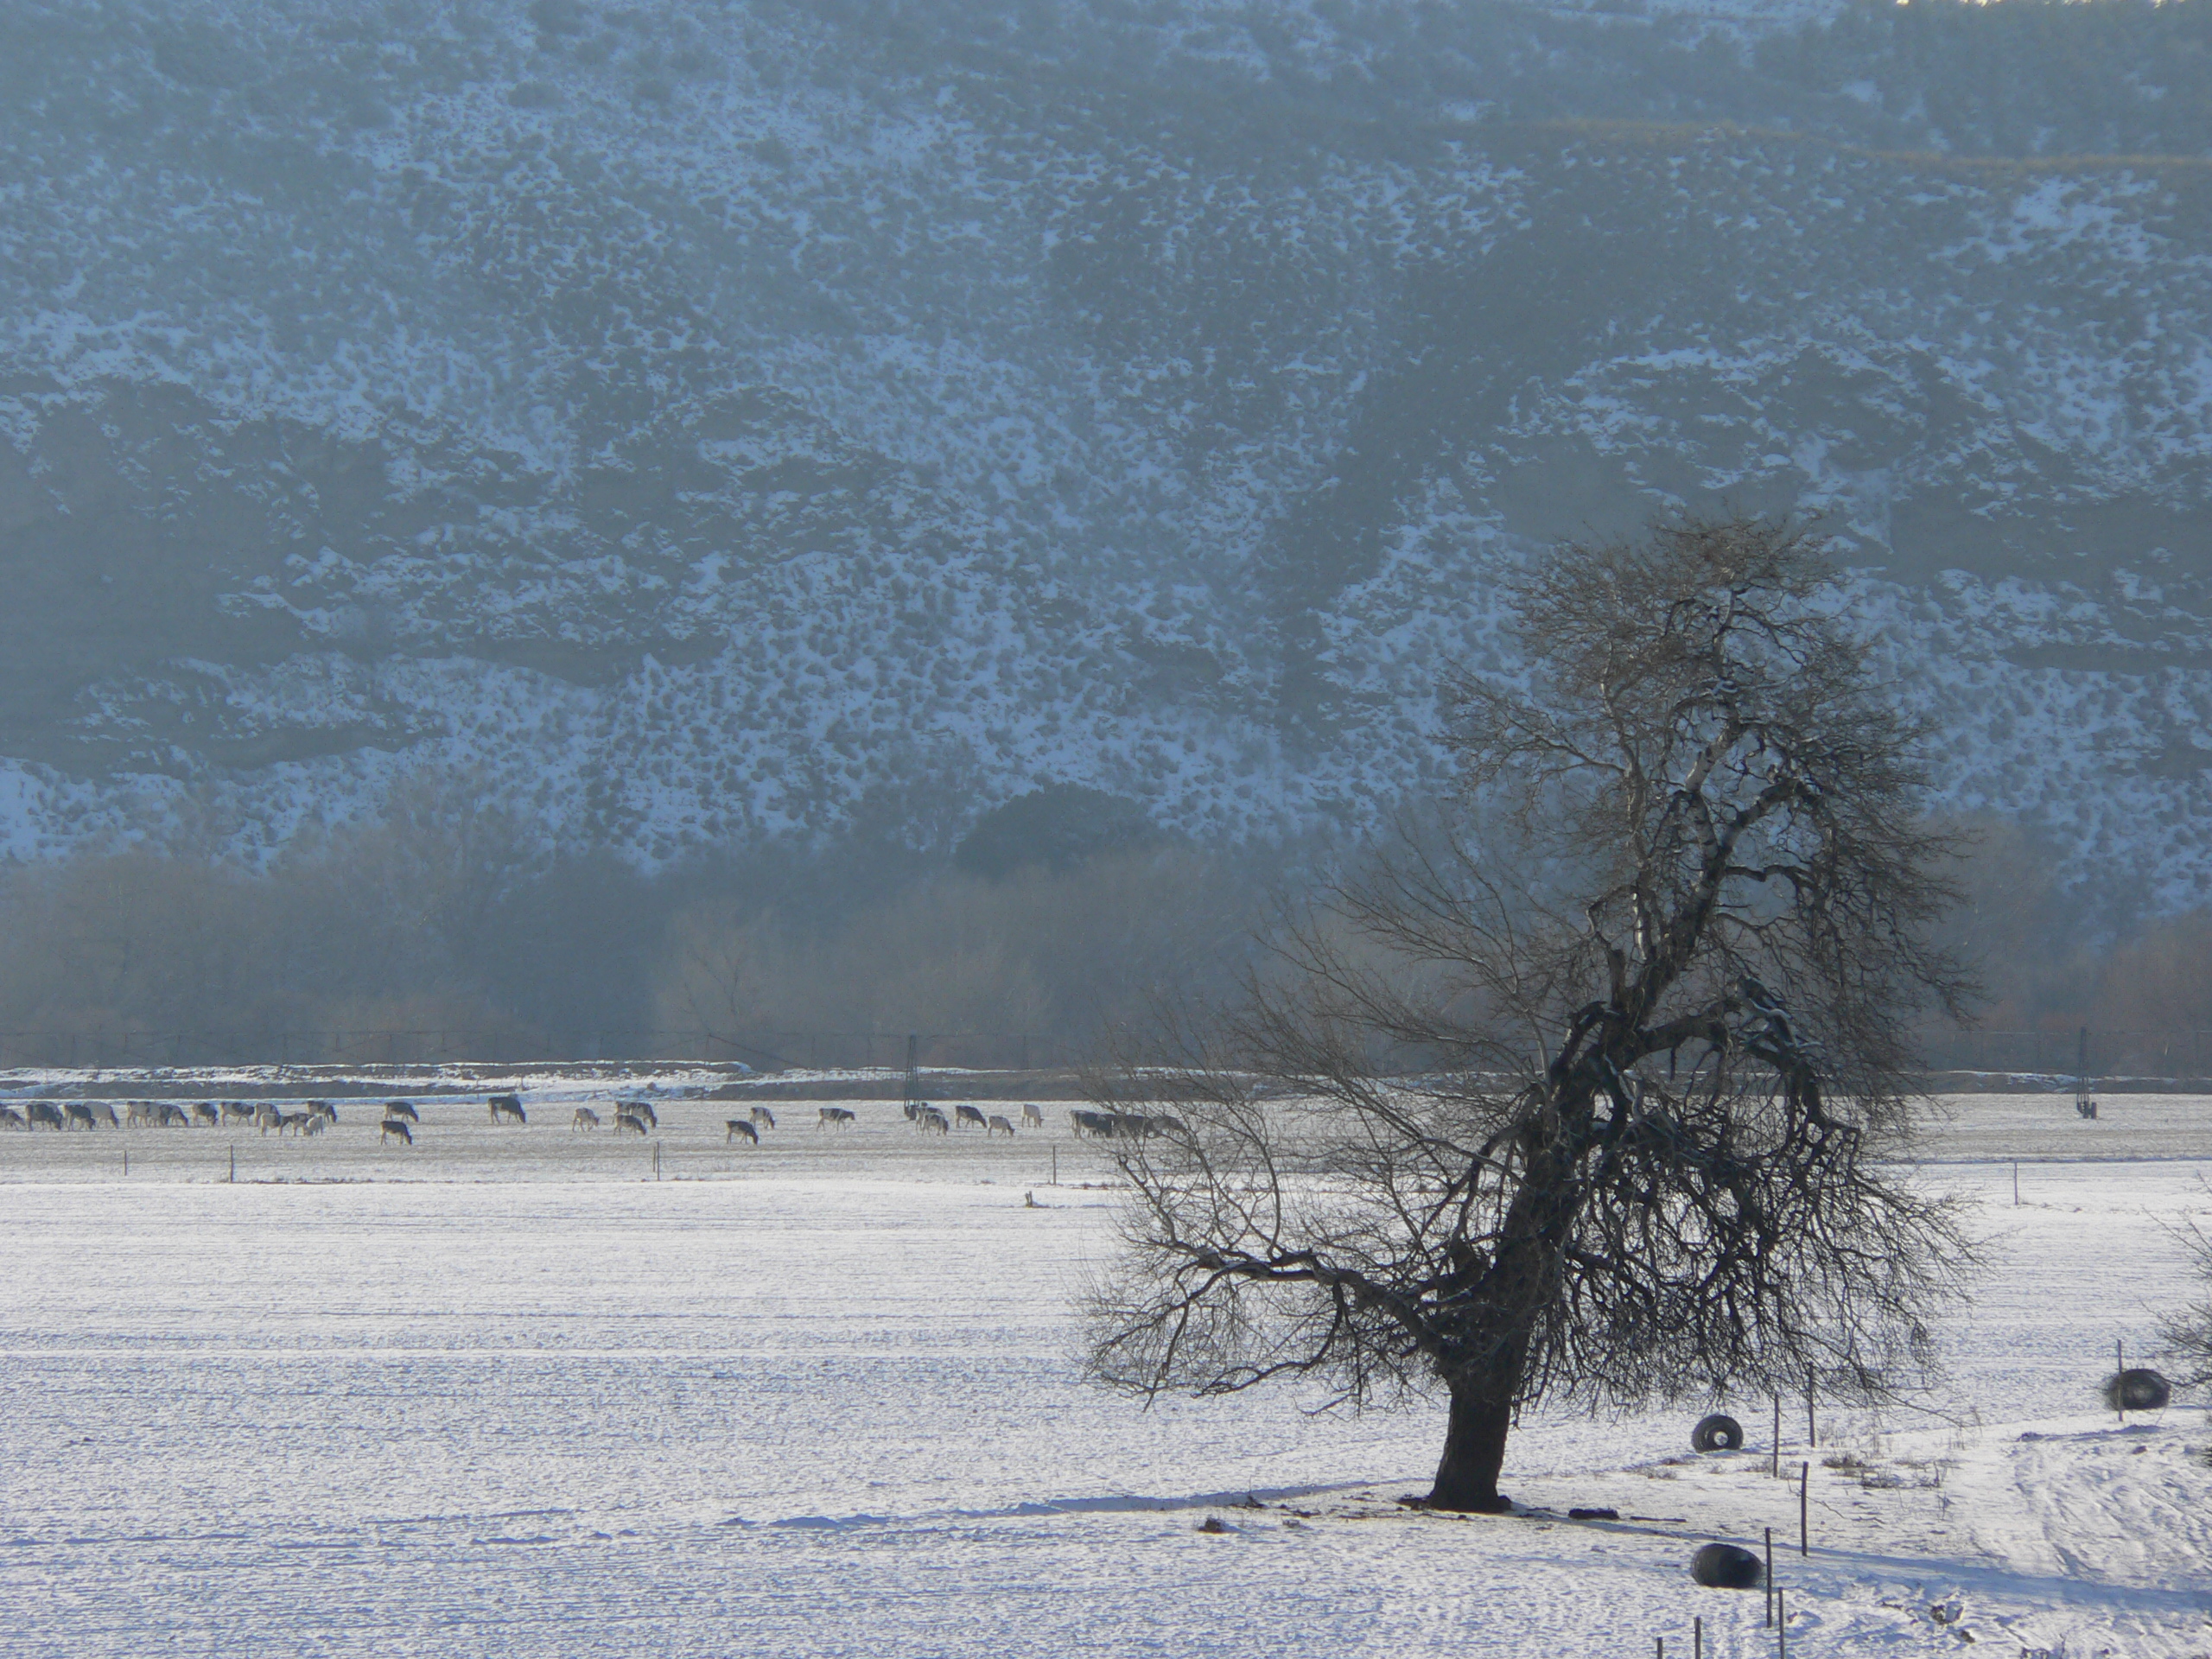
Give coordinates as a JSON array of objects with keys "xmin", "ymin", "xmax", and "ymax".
[
  {"xmin": 2158, "ymin": 1211, "xmax": 2212, "ymax": 1390},
  {"xmin": 1084, "ymin": 517, "xmax": 1978, "ymax": 1512}
]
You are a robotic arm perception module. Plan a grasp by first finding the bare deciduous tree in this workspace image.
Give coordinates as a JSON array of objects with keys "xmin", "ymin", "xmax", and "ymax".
[
  {"xmin": 1084, "ymin": 517, "xmax": 1976, "ymax": 1511},
  {"xmin": 2158, "ymin": 1208, "xmax": 2212, "ymax": 1390}
]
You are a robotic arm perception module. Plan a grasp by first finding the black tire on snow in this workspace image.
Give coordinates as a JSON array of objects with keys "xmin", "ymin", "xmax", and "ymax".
[
  {"xmin": 1690, "ymin": 1542, "xmax": 1764, "ymax": 1590},
  {"xmin": 1691, "ymin": 1413, "xmax": 1745, "ymax": 1452},
  {"xmin": 2103, "ymin": 1368, "xmax": 2172, "ymax": 1412}
]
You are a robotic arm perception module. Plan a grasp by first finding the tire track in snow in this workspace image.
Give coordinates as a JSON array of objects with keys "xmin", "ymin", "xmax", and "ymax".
[{"xmin": 1954, "ymin": 1418, "xmax": 2212, "ymax": 1657}]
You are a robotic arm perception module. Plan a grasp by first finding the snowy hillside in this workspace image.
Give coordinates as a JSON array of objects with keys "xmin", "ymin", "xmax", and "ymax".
[{"xmin": 0, "ymin": 0, "xmax": 2207, "ymax": 897}]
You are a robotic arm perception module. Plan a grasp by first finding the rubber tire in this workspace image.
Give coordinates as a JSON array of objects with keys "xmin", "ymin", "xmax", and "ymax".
[
  {"xmin": 1691, "ymin": 1542, "xmax": 1764, "ymax": 1590},
  {"xmin": 1692, "ymin": 1413, "xmax": 1745, "ymax": 1452},
  {"xmin": 2107, "ymin": 1368, "xmax": 2172, "ymax": 1411}
]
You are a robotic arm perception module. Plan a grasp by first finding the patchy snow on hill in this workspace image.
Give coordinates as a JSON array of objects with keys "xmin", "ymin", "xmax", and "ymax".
[{"xmin": 0, "ymin": 1, "xmax": 2205, "ymax": 895}]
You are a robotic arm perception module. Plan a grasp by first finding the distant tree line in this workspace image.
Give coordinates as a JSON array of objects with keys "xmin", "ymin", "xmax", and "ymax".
[
  {"xmin": 0, "ymin": 772, "xmax": 2196, "ymax": 1063},
  {"xmin": 784, "ymin": 0, "xmax": 2212, "ymax": 162},
  {"xmin": 1749, "ymin": 0, "xmax": 2212, "ymax": 160},
  {"xmin": 0, "ymin": 779, "xmax": 1290, "ymax": 1060}
]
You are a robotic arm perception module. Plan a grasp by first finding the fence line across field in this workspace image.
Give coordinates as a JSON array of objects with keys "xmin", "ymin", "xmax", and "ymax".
[
  {"xmin": 3, "ymin": 1025, "xmax": 2211, "ymax": 1082},
  {"xmin": 1922, "ymin": 1027, "xmax": 2212, "ymax": 1078},
  {"xmin": 0, "ymin": 1027, "xmax": 1092, "ymax": 1073}
]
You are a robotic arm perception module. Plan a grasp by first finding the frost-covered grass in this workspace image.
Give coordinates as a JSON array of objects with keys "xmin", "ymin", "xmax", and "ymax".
[{"xmin": 1, "ymin": 1079, "xmax": 2208, "ymax": 1656}]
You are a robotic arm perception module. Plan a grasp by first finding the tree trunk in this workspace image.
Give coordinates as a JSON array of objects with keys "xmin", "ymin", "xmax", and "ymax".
[
  {"xmin": 1422, "ymin": 1118, "xmax": 1586, "ymax": 1512},
  {"xmin": 1427, "ymin": 1380, "xmax": 1516, "ymax": 1511}
]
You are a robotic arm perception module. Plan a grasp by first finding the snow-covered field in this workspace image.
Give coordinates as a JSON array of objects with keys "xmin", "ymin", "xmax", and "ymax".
[{"xmin": 2, "ymin": 1078, "xmax": 2208, "ymax": 1656}]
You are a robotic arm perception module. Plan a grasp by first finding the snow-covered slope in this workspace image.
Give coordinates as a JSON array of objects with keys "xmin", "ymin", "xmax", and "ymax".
[{"xmin": 0, "ymin": 1, "xmax": 2207, "ymax": 896}]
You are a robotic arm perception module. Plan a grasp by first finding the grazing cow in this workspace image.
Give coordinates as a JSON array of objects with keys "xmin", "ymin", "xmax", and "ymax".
[
  {"xmin": 220, "ymin": 1102, "xmax": 255, "ymax": 1126},
  {"xmin": 749, "ymin": 1106, "xmax": 775, "ymax": 1130},
  {"xmin": 66, "ymin": 1103, "xmax": 99, "ymax": 1131},
  {"xmin": 193, "ymin": 1102, "xmax": 219, "ymax": 1127},
  {"xmin": 1153, "ymin": 1115, "xmax": 1190, "ymax": 1135},
  {"xmin": 488, "ymin": 1093, "xmax": 526, "ymax": 1126},
  {"xmin": 28, "ymin": 1103, "xmax": 66, "ymax": 1130},
  {"xmin": 300, "ymin": 1113, "xmax": 327, "ymax": 1137},
  {"xmin": 1020, "ymin": 1103, "xmax": 1044, "ymax": 1129},
  {"xmin": 126, "ymin": 1100, "xmax": 158, "ymax": 1128},
  {"xmin": 306, "ymin": 1100, "xmax": 337, "ymax": 1123},
  {"xmin": 279, "ymin": 1111, "xmax": 315, "ymax": 1136},
  {"xmin": 613, "ymin": 1110, "xmax": 649, "ymax": 1136},
  {"xmin": 256, "ymin": 1106, "xmax": 284, "ymax": 1135},
  {"xmin": 1111, "ymin": 1114, "xmax": 1156, "ymax": 1140},
  {"xmin": 0, "ymin": 1106, "xmax": 25, "ymax": 1130},
  {"xmin": 572, "ymin": 1108, "xmax": 601, "ymax": 1131},
  {"xmin": 987, "ymin": 1114, "xmax": 1015, "ymax": 1137},
  {"xmin": 156, "ymin": 1104, "xmax": 191, "ymax": 1128},
  {"xmin": 954, "ymin": 1104, "xmax": 988, "ymax": 1132},
  {"xmin": 385, "ymin": 1100, "xmax": 419, "ymax": 1124},
  {"xmin": 817, "ymin": 1107, "xmax": 855, "ymax": 1129},
  {"xmin": 726, "ymin": 1119, "xmax": 759, "ymax": 1146},
  {"xmin": 1070, "ymin": 1109, "xmax": 1115, "ymax": 1139},
  {"xmin": 379, "ymin": 1117, "xmax": 414, "ymax": 1146},
  {"xmin": 916, "ymin": 1107, "xmax": 950, "ymax": 1135},
  {"xmin": 618, "ymin": 1100, "xmax": 657, "ymax": 1129}
]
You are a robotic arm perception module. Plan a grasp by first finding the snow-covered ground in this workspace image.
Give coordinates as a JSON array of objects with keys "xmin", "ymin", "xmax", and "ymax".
[{"xmin": 1, "ymin": 1080, "xmax": 2207, "ymax": 1656}]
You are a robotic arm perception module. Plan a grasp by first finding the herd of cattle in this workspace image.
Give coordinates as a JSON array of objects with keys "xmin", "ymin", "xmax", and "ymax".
[
  {"xmin": 733, "ymin": 1103, "xmax": 1186, "ymax": 1141},
  {"xmin": 1067, "ymin": 1109, "xmax": 1188, "ymax": 1139},
  {"xmin": 0, "ymin": 1098, "xmax": 346, "ymax": 1135},
  {"xmin": 1, "ymin": 1093, "xmax": 1191, "ymax": 1144},
  {"xmin": 884, "ymin": 1100, "xmax": 1043, "ymax": 1137}
]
